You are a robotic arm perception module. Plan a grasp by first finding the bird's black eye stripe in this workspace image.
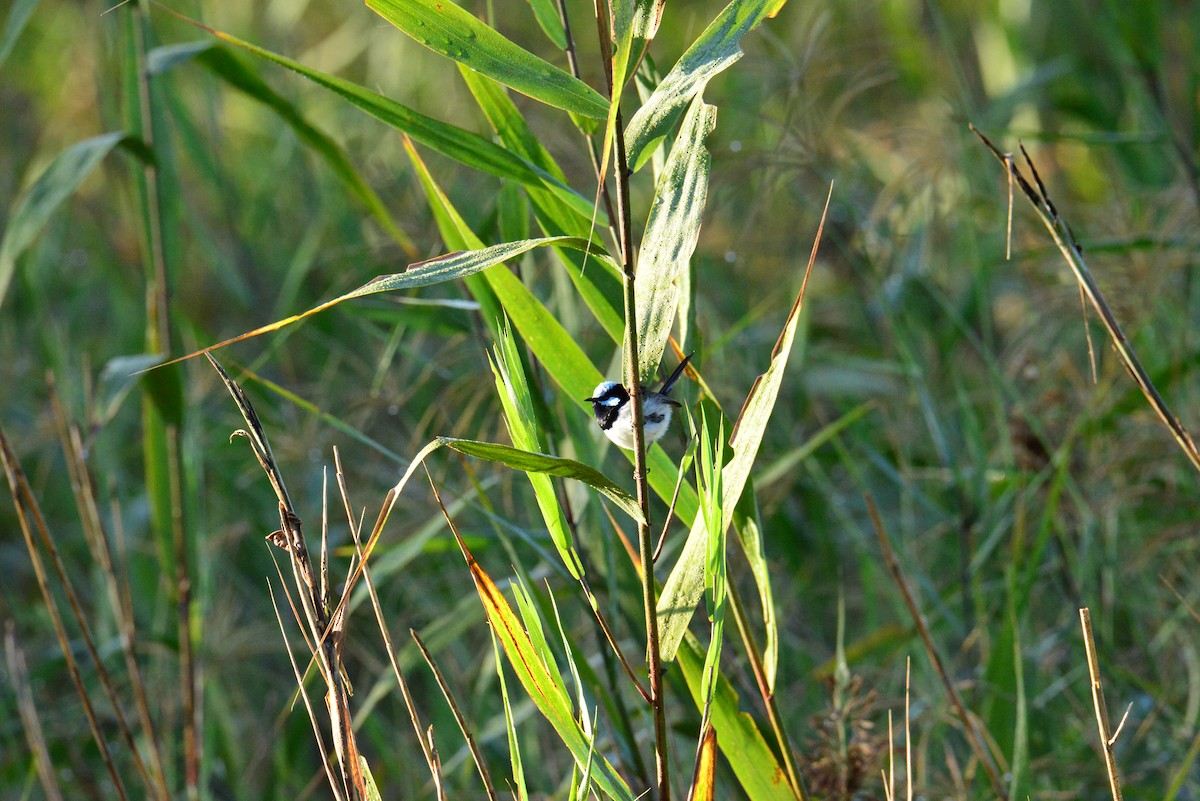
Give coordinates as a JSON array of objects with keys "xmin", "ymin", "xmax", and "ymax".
[{"xmin": 646, "ymin": 412, "xmax": 665, "ymax": 423}]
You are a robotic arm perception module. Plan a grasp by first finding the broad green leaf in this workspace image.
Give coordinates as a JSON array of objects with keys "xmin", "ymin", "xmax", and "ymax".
[
  {"xmin": 678, "ymin": 632, "xmax": 799, "ymax": 801},
  {"xmin": 439, "ymin": 438, "xmax": 644, "ymax": 524},
  {"xmin": 148, "ymin": 42, "xmax": 416, "ymax": 256},
  {"xmin": 657, "ymin": 190, "xmax": 825, "ymax": 663},
  {"xmin": 635, "ymin": 95, "xmax": 715, "ymax": 381},
  {"xmin": 0, "ymin": 132, "xmax": 128, "ymax": 308},
  {"xmin": 625, "ymin": 0, "xmax": 786, "ymax": 171},
  {"xmin": 0, "ymin": 0, "xmax": 39, "ymax": 73},
  {"xmin": 457, "ymin": 67, "xmax": 625, "ymax": 339},
  {"xmin": 367, "ymin": 0, "xmax": 608, "ymax": 119},
  {"xmin": 492, "ymin": 325, "xmax": 585, "ymax": 577},
  {"xmin": 450, "ymin": 528, "xmax": 636, "ymax": 801}
]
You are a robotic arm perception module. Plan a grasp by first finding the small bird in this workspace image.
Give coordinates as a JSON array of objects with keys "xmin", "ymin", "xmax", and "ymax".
[{"xmin": 586, "ymin": 353, "xmax": 694, "ymax": 450}]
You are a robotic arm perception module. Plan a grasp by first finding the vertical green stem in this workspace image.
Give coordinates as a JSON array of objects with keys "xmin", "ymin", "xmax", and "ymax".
[
  {"xmin": 612, "ymin": 104, "xmax": 670, "ymax": 801},
  {"xmin": 130, "ymin": 3, "xmax": 197, "ymax": 796}
]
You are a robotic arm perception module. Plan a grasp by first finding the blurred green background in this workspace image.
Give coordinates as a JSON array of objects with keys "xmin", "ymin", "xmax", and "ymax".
[{"xmin": 2, "ymin": 0, "xmax": 1199, "ymax": 798}]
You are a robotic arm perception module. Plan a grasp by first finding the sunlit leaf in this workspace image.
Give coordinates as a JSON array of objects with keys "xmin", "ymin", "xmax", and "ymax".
[
  {"xmin": 439, "ymin": 437, "xmax": 643, "ymax": 524},
  {"xmin": 687, "ymin": 724, "xmax": 718, "ymax": 801},
  {"xmin": 625, "ymin": 0, "xmax": 786, "ymax": 171},
  {"xmin": 636, "ymin": 95, "xmax": 715, "ymax": 381},
  {"xmin": 445, "ymin": 513, "xmax": 636, "ymax": 801},
  {"xmin": 678, "ymin": 632, "xmax": 799, "ymax": 801},
  {"xmin": 367, "ymin": 0, "xmax": 608, "ymax": 119}
]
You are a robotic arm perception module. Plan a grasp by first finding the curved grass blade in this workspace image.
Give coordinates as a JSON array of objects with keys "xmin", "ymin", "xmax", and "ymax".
[
  {"xmin": 162, "ymin": 236, "xmax": 591, "ymax": 366},
  {"xmin": 492, "ymin": 324, "xmax": 585, "ymax": 577},
  {"xmin": 148, "ymin": 41, "xmax": 416, "ymax": 257},
  {"xmin": 438, "ymin": 437, "xmax": 643, "ymax": 524},
  {"xmin": 524, "ymin": 0, "xmax": 567, "ymax": 48},
  {"xmin": 656, "ymin": 184, "xmax": 828, "ymax": 663},
  {"xmin": 367, "ymin": 0, "xmax": 607, "ymax": 119},
  {"xmin": 625, "ymin": 0, "xmax": 786, "ymax": 172},
  {"xmin": 0, "ymin": 132, "xmax": 136, "ymax": 308},
  {"xmin": 635, "ymin": 95, "xmax": 715, "ymax": 381}
]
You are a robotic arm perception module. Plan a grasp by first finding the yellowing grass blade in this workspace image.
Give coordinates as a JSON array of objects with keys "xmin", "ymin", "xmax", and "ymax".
[
  {"xmin": 432, "ymin": 483, "xmax": 637, "ymax": 801},
  {"xmin": 686, "ymin": 724, "xmax": 718, "ymax": 801}
]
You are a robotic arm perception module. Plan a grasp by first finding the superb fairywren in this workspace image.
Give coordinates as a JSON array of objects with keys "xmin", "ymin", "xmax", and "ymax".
[{"xmin": 585, "ymin": 353, "xmax": 693, "ymax": 450}]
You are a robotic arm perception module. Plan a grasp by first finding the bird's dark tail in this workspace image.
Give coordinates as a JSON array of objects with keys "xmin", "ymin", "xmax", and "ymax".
[{"xmin": 660, "ymin": 352, "xmax": 694, "ymax": 395}]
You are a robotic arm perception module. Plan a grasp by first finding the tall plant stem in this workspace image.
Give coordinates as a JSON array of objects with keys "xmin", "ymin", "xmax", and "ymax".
[{"xmin": 611, "ymin": 103, "xmax": 670, "ymax": 801}]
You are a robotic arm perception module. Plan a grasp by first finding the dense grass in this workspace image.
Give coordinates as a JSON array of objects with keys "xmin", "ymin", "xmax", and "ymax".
[{"xmin": 2, "ymin": 0, "xmax": 1199, "ymax": 799}]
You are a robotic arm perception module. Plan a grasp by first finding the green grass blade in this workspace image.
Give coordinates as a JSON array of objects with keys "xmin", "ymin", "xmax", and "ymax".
[
  {"xmin": 510, "ymin": 576, "xmax": 572, "ymax": 707},
  {"xmin": 625, "ymin": 0, "xmax": 786, "ymax": 171},
  {"xmin": 439, "ymin": 437, "xmax": 643, "ymax": 524},
  {"xmin": 148, "ymin": 42, "xmax": 416, "ymax": 256},
  {"xmin": 491, "ymin": 631, "xmax": 530, "ymax": 801},
  {"xmin": 492, "ymin": 325, "xmax": 585, "ymax": 577},
  {"xmin": 170, "ymin": 235, "xmax": 593, "ymax": 362},
  {"xmin": 367, "ymin": 0, "xmax": 607, "ymax": 119},
  {"xmin": 0, "ymin": 132, "xmax": 128, "ymax": 307},
  {"xmin": 635, "ymin": 95, "xmax": 715, "ymax": 380},
  {"xmin": 657, "ymin": 193, "xmax": 823, "ymax": 662},
  {"xmin": 0, "ymin": 0, "xmax": 38, "ymax": 73}
]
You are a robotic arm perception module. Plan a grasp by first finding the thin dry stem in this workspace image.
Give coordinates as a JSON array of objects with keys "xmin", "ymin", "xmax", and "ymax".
[
  {"xmin": 412, "ymin": 630, "xmax": 494, "ymax": 801},
  {"xmin": 973, "ymin": 124, "xmax": 1200, "ymax": 476},
  {"xmin": 1080, "ymin": 608, "xmax": 1125, "ymax": 801},
  {"xmin": 5, "ymin": 623, "xmax": 65, "ymax": 801},
  {"xmin": 867, "ymin": 494, "xmax": 1007, "ymax": 801}
]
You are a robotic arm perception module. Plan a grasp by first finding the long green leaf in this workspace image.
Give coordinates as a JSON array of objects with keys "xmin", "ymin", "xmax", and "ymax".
[
  {"xmin": 457, "ymin": 67, "xmax": 625, "ymax": 339},
  {"xmin": 367, "ymin": 0, "xmax": 608, "ymax": 119},
  {"xmin": 167, "ymin": 236, "xmax": 592, "ymax": 363},
  {"xmin": 439, "ymin": 438, "xmax": 643, "ymax": 524},
  {"xmin": 625, "ymin": 0, "xmax": 786, "ymax": 171},
  {"xmin": 148, "ymin": 42, "xmax": 416, "ymax": 256},
  {"xmin": 635, "ymin": 95, "xmax": 715, "ymax": 381},
  {"xmin": 492, "ymin": 326, "xmax": 585, "ymax": 577},
  {"xmin": 657, "ymin": 189, "xmax": 825, "ymax": 663},
  {"xmin": 0, "ymin": 132, "xmax": 129, "ymax": 308}
]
